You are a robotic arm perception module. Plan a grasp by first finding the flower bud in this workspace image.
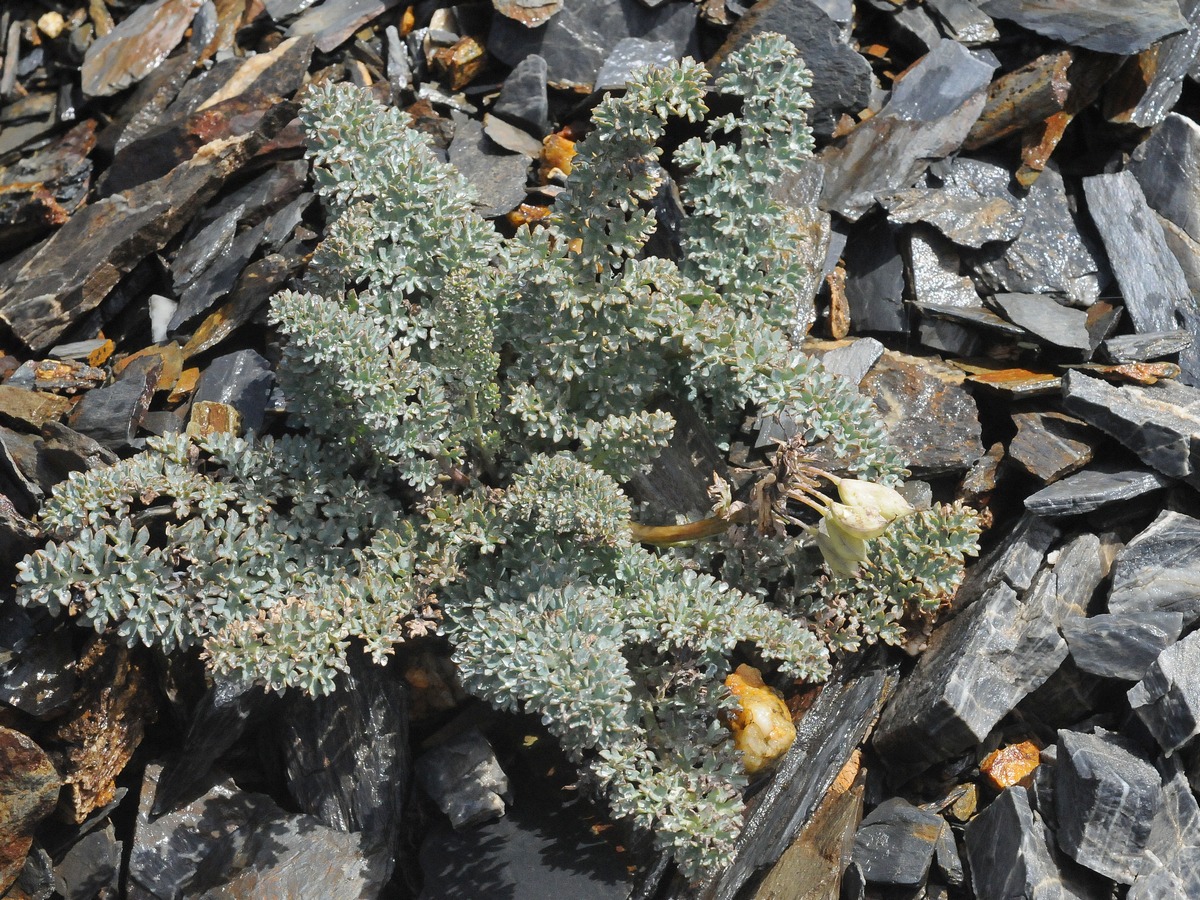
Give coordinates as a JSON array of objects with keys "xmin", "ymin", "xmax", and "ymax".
[
  {"xmin": 814, "ymin": 517, "xmax": 868, "ymax": 578},
  {"xmin": 836, "ymin": 479, "xmax": 914, "ymax": 523},
  {"xmin": 826, "ymin": 500, "xmax": 890, "ymax": 540}
]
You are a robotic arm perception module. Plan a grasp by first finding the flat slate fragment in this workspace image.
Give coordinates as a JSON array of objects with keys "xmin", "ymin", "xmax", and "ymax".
[
  {"xmin": 979, "ymin": 0, "xmax": 1188, "ymax": 54},
  {"xmin": 448, "ymin": 120, "xmax": 530, "ymax": 219},
  {"xmin": 1008, "ymin": 411, "xmax": 1095, "ymax": 483},
  {"xmin": 992, "ymin": 293, "xmax": 1091, "ymax": 352},
  {"xmin": 1128, "ymin": 764, "xmax": 1200, "ymax": 899},
  {"xmin": 1102, "ymin": 330, "xmax": 1194, "ymax": 364},
  {"xmin": 1062, "ymin": 612, "xmax": 1184, "ymax": 681},
  {"xmin": 881, "ymin": 187, "xmax": 1023, "ymax": 248},
  {"xmin": 81, "ymin": 0, "xmax": 204, "ymax": 97},
  {"xmin": 850, "ymin": 798, "xmax": 941, "ymax": 887},
  {"xmin": 1108, "ymin": 510, "xmax": 1200, "ymax": 625},
  {"xmin": 1128, "ymin": 630, "xmax": 1200, "ymax": 754},
  {"xmin": 1128, "ymin": 114, "xmax": 1200, "ymax": 245},
  {"xmin": 1024, "ymin": 465, "xmax": 1171, "ymax": 517}
]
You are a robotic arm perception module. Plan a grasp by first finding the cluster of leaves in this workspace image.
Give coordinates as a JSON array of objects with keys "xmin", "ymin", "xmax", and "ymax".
[{"xmin": 15, "ymin": 34, "xmax": 977, "ymax": 883}]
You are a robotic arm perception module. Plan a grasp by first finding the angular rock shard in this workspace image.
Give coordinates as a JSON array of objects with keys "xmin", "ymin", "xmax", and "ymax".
[
  {"xmin": 1024, "ymin": 465, "xmax": 1172, "ymax": 517},
  {"xmin": 979, "ymin": 0, "xmax": 1188, "ymax": 54},
  {"xmin": 1128, "ymin": 629, "xmax": 1200, "ymax": 755},
  {"xmin": 1063, "ymin": 612, "xmax": 1184, "ymax": 682}
]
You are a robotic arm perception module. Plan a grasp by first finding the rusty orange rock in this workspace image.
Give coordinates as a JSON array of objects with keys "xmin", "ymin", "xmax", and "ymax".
[
  {"xmin": 724, "ymin": 664, "xmax": 796, "ymax": 774},
  {"xmin": 980, "ymin": 740, "xmax": 1041, "ymax": 791}
]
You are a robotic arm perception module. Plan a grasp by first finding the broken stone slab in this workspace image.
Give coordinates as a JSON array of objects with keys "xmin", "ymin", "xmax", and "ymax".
[
  {"xmin": 807, "ymin": 337, "xmax": 885, "ymax": 385},
  {"xmin": 1055, "ymin": 730, "xmax": 1160, "ymax": 883},
  {"xmin": 7, "ymin": 359, "xmax": 105, "ymax": 395},
  {"xmin": 960, "ymin": 160, "xmax": 1104, "ymax": 307},
  {"xmin": 594, "ymin": 38, "xmax": 675, "ymax": 91},
  {"xmin": 0, "ymin": 106, "xmax": 295, "ymax": 353},
  {"xmin": 493, "ymin": 0, "xmax": 562, "ymax": 28},
  {"xmin": 1109, "ymin": 510, "xmax": 1200, "ymax": 625},
  {"xmin": 964, "ymin": 50, "xmax": 1072, "ymax": 150},
  {"xmin": 964, "ymin": 785, "xmax": 1101, "ymax": 900},
  {"xmin": 52, "ymin": 821, "xmax": 121, "ymax": 900},
  {"xmin": 881, "ymin": 187, "xmax": 1023, "ymax": 248},
  {"xmin": 873, "ymin": 570, "xmax": 1068, "ymax": 780},
  {"xmin": 979, "ymin": 0, "xmax": 1188, "ymax": 54},
  {"xmin": 67, "ymin": 358, "xmax": 161, "ymax": 451},
  {"xmin": 1061, "ymin": 371, "xmax": 1200, "ymax": 488},
  {"xmin": 903, "ymin": 227, "xmax": 981, "ymax": 309},
  {"xmin": 914, "ymin": 301, "xmax": 1027, "ymax": 337},
  {"xmin": 1102, "ymin": 330, "xmax": 1194, "ymax": 365},
  {"xmin": 850, "ymin": 797, "xmax": 941, "ymax": 887},
  {"xmin": 819, "ymin": 40, "xmax": 994, "ymax": 220},
  {"xmin": 1130, "ymin": 114, "xmax": 1200, "ymax": 245},
  {"xmin": 488, "ymin": 0, "xmax": 698, "ymax": 91},
  {"xmin": 0, "ymin": 120, "xmax": 96, "ymax": 252},
  {"xmin": 991, "ymin": 292, "xmax": 1092, "ymax": 354},
  {"xmin": 448, "ymin": 120, "xmax": 529, "ymax": 219},
  {"xmin": 1083, "ymin": 171, "xmax": 1200, "ymax": 385},
  {"xmin": 1063, "ymin": 611, "xmax": 1184, "ymax": 681},
  {"xmin": 926, "ymin": 0, "xmax": 999, "ymax": 44},
  {"xmin": 1105, "ymin": 0, "xmax": 1200, "ymax": 126},
  {"xmin": 1127, "ymin": 762, "xmax": 1200, "ymax": 899},
  {"xmin": 81, "ymin": 0, "xmax": 204, "ymax": 97},
  {"xmin": 0, "ymin": 602, "xmax": 76, "ymax": 717},
  {"xmin": 1024, "ymin": 466, "xmax": 1172, "ymax": 517},
  {"xmin": 709, "ymin": 0, "xmax": 872, "ymax": 138},
  {"xmin": 957, "ymin": 510, "xmax": 1061, "ymax": 608},
  {"xmin": 1008, "ymin": 411, "xmax": 1096, "ymax": 483},
  {"xmin": 492, "ymin": 54, "xmax": 550, "ymax": 136},
  {"xmin": 0, "ymin": 726, "xmax": 61, "ymax": 895},
  {"xmin": 1129, "ymin": 629, "xmax": 1200, "ymax": 755},
  {"xmin": 415, "ymin": 728, "xmax": 510, "ymax": 828},
  {"xmin": 841, "ymin": 211, "xmax": 908, "ymax": 333},
  {"xmin": 287, "ymin": 0, "xmax": 404, "ymax": 52},
  {"xmin": 0, "ymin": 385, "xmax": 72, "ymax": 429}
]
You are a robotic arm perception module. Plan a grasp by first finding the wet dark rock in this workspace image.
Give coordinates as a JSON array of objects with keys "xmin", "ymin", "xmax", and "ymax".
[
  {"xmin": 991, "ymin": 292, "xmax": 1091, "ymax": 353},
  {"xmin": 192, "ymin": 350, "xmax": 273, "ymax": 433},
  {"xmin": 170, "ymin": 219, "xmax": 271, "ymax": 332},
  {"xmin": 856, "ymin": 350, "xmax": 983, "ymax": 476},
  {"xmin": 964, "ymin": 785, "xmax": 1102, "ymax": 900},
  {"xmin": 1055, "ymin": 729, "xmax": 1159, "ymax": 883},
  {"xmin": 1128, "ymin": 114, "xmax": 1200, "ymax": 245},
  {"xmin": 169, "ymin": 206, "xmax": 243, "ymax": 296},
  {"xmin": 287, "ymin": 0, "xmax": 405, "ymax": 53},
  {"xmin": 492, "ymin": 54, "xmax": 550, "ymax": 136},
  {"xmin": 0, "ymin": 108, "xmax": 295, "ymax": 353},
  {"xmin": 1128, "ymin": 762, "xmax": 1200, "ymax": 899},
  {"xmin": 841, "ymin": 212, "xmax": 908, "ymax": 333},
  {"xmin": 711, "ymin": 0, "xmax": 872, "ymax": 137},
  {"xmin": 1024, "ymin": 465, "xmax": 1172, "ymax": 517},
  {"xmin": 53, "ymin": 822, "xmax": 120, "ymax": 900},
  {"xmin": 915, "ymin": 301, "xmax": 1026, "ymax": 337},
  {"xmin": 1083, "ymin": 171, "xmax": 1200, "ymax": 385},
  {"xmin": 820, "ymin": 40, "xmax": 994, "ymax": 220},
  {"xmin": 957, "ymin": 511, "xmax": 1061, "ymax": 607},
  {"xmin": 1102, "ymin": 329, "xmax": 1194, "ymax": 364},
  {"xmin": 979, "ymin": 0, "xmax": 1188, "ymax": 54},
  {"xmin": 850, "ymin": 797, "xmax": 941, "ymax": 887},
  {"xmin": 416, "ymin": 728, "xmax": 510, "ymax": 828},
  {"xmin": 130, "ymin": 764, "xmax": 388, "ymax": 899},
  {"xmin": 488, "ymin": 0, "xmax": 698, "ymax": 91},
  {"xmin": 594, "ymin": 38, "xmax": 675, "ymax": 91},
  {"xmin": 0, "ymin": 604, "xmax": 76, "ymax": 718},
  {"xmin": 882, "ymin": 187, "xmax": 1023, "ymax": 248},
  {"xmin": 1061, "ymin": 371, "xmax": 1200, "ymax": 488},
  {"xmin": 904, "ymin": 227, "xmax": 981, "ymax": 309},
  {"xmin": 282, "ymin": 656, "xmax": 409, "ymax": 860},
  {"xmin": 0, "ymin": 726, "xmax": 61, "ymax": 894},
  {"xmin": 1008, "ymin": 410, "xmax": 1096, "ymax": 483},
  {"xmin": 963, "ymin": 161, "xmax": 1104, "ymax": 307},
  {"xmin": 1128, "ymin": 629, "xmax": 1200, "ymax": 755},
  {"xmin": 1107, "ymin": 0, "xmax": 1200, "ymax": 127},
  {"xmin": 1063, "ymin": 612, "xmax": 1184, "ymax": 681},
  {"xmin": 1108, "ymin": 510, "xmax": 1200, "ymax": 625},
  {"xmin": 81, "ymin": 0, "xmax": 205, "ymax": 97},
  {"xmin": 448, "ymin": 120, "xmax": 529, "ymax": 219},
  {"xmin": 0, "ymin": 121, "xmax": 96, "ymax": 253},
  {"xmin": 68, "ymin": 358, "xmax": 161, "ymax": 450}
]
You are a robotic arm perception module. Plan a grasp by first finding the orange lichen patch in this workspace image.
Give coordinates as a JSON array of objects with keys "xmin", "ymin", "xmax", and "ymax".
[
  {"xmin": 539, "ymin": 132, "xmax": 576, "ymax": 183},
  {"xmin": 506, "ymin": 203, "xmax": 552, "ymax": 229},
  {"xmin": 86, "ymin": 339, "xmax": 115, "ymax": 367},
  {"xmin": 168, "ymin": 367, "xmax": 201, "ymax": 404},
  {"xmin": 114, "ymin": 343, "xmax": 183, "ymax": 392},
  {"xmin": 431, "ymin": 36, "xmax": 486, "ymax": 91},
  {"xmin": 980, "ymin": 740, "xmax": 1040, "ymax": 791},
  {"xmin": 725, "ymin": 664, "xmax": 797, "ymax": 774},
  {"xmin": 187, "ymin": 400, "xmax": 241, "ymax": 438},
  {"xmin": 400, "ymin": 5, "xmax": 416, "ymax": 34}
]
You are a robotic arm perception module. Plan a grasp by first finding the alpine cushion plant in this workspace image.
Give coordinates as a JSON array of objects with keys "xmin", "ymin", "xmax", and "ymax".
[{"xmin": 15, "ymin": 34, "xmax": 979, "ymax": 882}]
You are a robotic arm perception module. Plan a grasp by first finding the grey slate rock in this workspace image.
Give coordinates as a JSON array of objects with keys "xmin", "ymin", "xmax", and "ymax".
[
  {"xmin": 447, "ymin": 120, "xmax": 529, "ymax": 219},
  {"xmin": 1109, "ymin": 510, "xmax": 1200, "ymax": 625},
  {"xmin": 482, "ymin": 114, "xmax": 544, "ymax": 157},
  {"xmin": 965, "ymin": 786, "xmax": 1100, "ymax": 900},
  {"xmin": 819, "ymin": 40, "xmax": 994, "ymax": 220},
  {"xmin": 904, "ymin": 227, "xmax": 981, "ymax": 308},
  {"xmin": 926, "ymin": 0, "xmax": 1000, "ymax": 44},
  {"xmin": 979, "ymin": 0, "xmax": 1188, "ymax": 54},
  {"xmin": 850, "ymin": 798, "xmax": 941, "ymax": 887},
  {"xmin": 1128, "ymin": 763, "xmax": 1200, "ymax": 900},
  {"xmin": 415, "ymin": 728, "xmax": 510, "ymax": 828},
  {"xmin": 594, "ymin": 38, "xmax": 675, "ymax": 90},
  {"xmin": 1024, "ymin": 465, "xmax": 1172, "ymax": 517},
  {"xmin": 914, "ymin": 301, "xmax": 1026, "ymax": 337},
  {"xmin": 933, "ymin": 819, "xmax": 964, "ymax": 886},
  {"xmin": 1113, "ymin": 0, "xmax": 1200, "ymax": 127},
  {"xmin": 1008, "ymin": 411, "xmax": 1095, "ymax": 484},
  {"xmin": 0, "ymin": 603, "xmax": 75, "ymax": 717},
  {"xmin": 1063, "ymin": 612, "xmax": 1184, "ymax": 681},
  {"xmin": 963, "ymin": 161, "xmax": 1103, "ymax": 307},
  {"xmin": 192, "ymin": 350, "xmax": 273, "ymax": 434},
  {"xmin": 1055, "ymin": 730, "xmax": 1160, "ymax": 883},
  {"xmin": 170, "ymin": 221, "xmax": 267, "ymax": 333},
  {"xmin": 171, "ymin": 205, "xmax": 243, "ymax": 294},
  {"xmin": 991, "ymin": 293, "xmax": 1091, "ymax": 353},
  {"xmin": 1061, "ymin": 371, "xmax": 1200, "ymax": 489},
  {"xmin": 814, "ymin": 337, "xmax": 885, "ymax": 385},
  {"xmin": 1083, "ymin": 171, "xmax": 1200, "ymax": 385},
  {"xmin": 881, "ymin": 186, "xmax": 1023, "ymax": 248},
  {"xmin": 842, "ymin": 212, "xmax": 908, "ymax": 333},
  {"xmin": 1129, "ymin": 114, "xmax": 1200, "ymax": 246},
  {"xmin": 54, "ymin": 822, "xmax": 120, "ymax": 900},
  {"xmin": 1128, "ymin": 629, "xmax": 1200, "ymax": 755},
  {"xmin": 493, "ymin": 54, "xmax": 549, "ymax": 136},
  {"xmin": 1102, "ymin": 330, "xmax": 1195, "ymax": 364},
  {"xmin": 68, "ymin": 358, "xmax": 161, "ymax": 451},
  {"xmin": 956, "ymin": 510, "xmax": 1060, "ymax": 608},
  {"xmin": 714, "ymin": 0, "xmax": 872, "ymax": 137},
  {"xmin": 487, "ymin": 0, "xmax": 697, "ymax": 91}
]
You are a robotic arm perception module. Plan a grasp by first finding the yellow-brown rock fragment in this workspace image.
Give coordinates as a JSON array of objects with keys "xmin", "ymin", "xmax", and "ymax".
[
  {"xmin": 980, "ymin": 739, "xmax": 1040, "ymax": 791},
  {"xmin": 725, "ymin": 664, "xmax": 796, "ymax": 774},
  {"xmin": 187, "ymin": 400, "xmax": 242, "ymax": 438}
]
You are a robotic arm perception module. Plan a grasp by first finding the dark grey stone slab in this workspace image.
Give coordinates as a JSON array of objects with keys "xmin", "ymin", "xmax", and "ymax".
[
  {"xmin": 992, "ymin": 292, "xmax": 1091, "ymax": 353},
  {"xmin": 1128, "ymin": 629, "xmax": 1200, "ymax": 754},
  {"xmin": 54, "ymin": 822, "xmax": 120, "ymax": 900},
  {"xmin": 0, "ymin": 603, "xmax": 75, "ymax": 717},
  {"xmin": 1009, "ymin": 411, "xmax": 1095, "ymax": 484},
  {"xmin": 904, "ymin": 228, "xmax": 981, "ymax": 308},
  {"xmin": 1114, "ymin": 0, "xmax": 1200, "ymax": 127},
  {"xmin": 448, "ymin": 120, "xmax": 529, "ymax": 219},
  {"xmin": 1102, "ymin": 330, "xmax": 1195, "ymax": 364},
  {"xmin": 1063, "ymin": 612, "xmax": 1184, "ymax": 681},
  {"xmin": 1083, "ymin": 172, "xmax": 1200, "ymax": 385},
  {"xmin": 956, "ymin": 510, "xmax": 1060, "ymax": 608},
  {"xmin": 1061, "ymin": 371, "xmax": 1200, "ymax": 488},
  {"xmin": 819, "ymin": 40, "xmax": 994, "ymax": 220},
  {"xmin": 1130, "ymin": 114, "xmax": 1200, "ymax": 244},
  {"xmin": 914, "ymin": 301, "xmax": 1026, "ymax": 336},
  {"xmin": 192, "ymin": 350, "xmax": 273, "ymax": 434},
  {"xmin": 415, "ymin": 729, "xmax": 509, "ymax": 829},
  {"xmin": 487, "ymin": 0, "xmax": 697, "ymax": 92},
  {"xmin": 1055, "ymin": 730, "xmax": 1160, "ymax": 884},
  {"xmin": 842, "ymin": 212, "xmax": 908, "ymax": 333},
  {"xmin": 1024, "ymin": 466, "xmax": 1172, "ymax": 517},
  {"xmin": 286, "ymin": 0, "xmax": 404, "ymax": 53},
  {"xmin": 926, "ymin": 0, "xmax": 1000, "ymax": 44},
  {"xmin": 881, "ymin": 186, "xmax": 1022, "ymax": 248},
  {"xmin": 594, "ymin": 38, "xmax": 675, "ymax": 91},
  {"xmin": 713, "ymin": 0, "xmax": 873, "ymax": 138},
  {"xmin": 979, "ymin": 0, "xmax": 1187, "ymax": 54},
  {"xmin": 1128, "ymin": 763, "xmax": 1200, "ymax": 899},
  {"xmin": 812, "ymin": 337, "xmax": 884, "ymax": 385},
  {"xmin": 850, "ymin": 798, "xmax": 941, "ymax": 887},
  {"xmin": 68, "ymin": 359, "xmax": 161, "ymax": 451},
  {"xmin": 1050, "ymin": 532, "xmax": 1106, "ymax": 624},
  {"xmin": 493, "ymin": 54, "xmax": 549, "ymax": 136},
  {"xmin": 933, "ymin": 819, "xmax": 965, "ymax": 886},
  {"xmin": 1109, "ymin": 510, "xmax": 1200, "ymax": 625},
  {"xmin": 965, "ymin": 786, "xmax": 1100, "ymax": 900}
]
